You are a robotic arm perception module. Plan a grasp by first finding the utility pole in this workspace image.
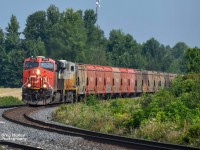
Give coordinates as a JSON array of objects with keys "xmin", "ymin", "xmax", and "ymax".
[{"xmin": 96, "ymin": 0, "xmax": 100, "ymax": 23}]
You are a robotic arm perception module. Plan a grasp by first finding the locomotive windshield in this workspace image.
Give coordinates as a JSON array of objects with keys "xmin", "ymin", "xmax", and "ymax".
[
  {"xmin": 40, "ymin": 62, "xmax": 54, "ymax": 71},
  {"xmin": 24, "ymin": 61, "xmax": 39, "ymax": 70}
]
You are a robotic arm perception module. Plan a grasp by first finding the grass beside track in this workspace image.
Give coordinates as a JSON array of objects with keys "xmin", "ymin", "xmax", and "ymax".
[
  {"xmin": 0, "ymin": 88, "xmax": 23, "ymax": 106},
  {"xmin": 0, "ymin": 96, "xmax": 24, "ymax": 106}
]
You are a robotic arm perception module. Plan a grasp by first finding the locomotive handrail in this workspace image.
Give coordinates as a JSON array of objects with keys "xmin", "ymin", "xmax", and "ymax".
[{"xmin": 21, "ymin": 78, "xmax": 30, "ymax": 88}]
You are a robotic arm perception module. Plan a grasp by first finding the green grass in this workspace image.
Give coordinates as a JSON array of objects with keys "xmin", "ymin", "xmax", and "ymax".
[
  {"xmin": 0, "ymin": 96, "xmax": 24, "ymax": 106},
  {"xmin": 0, "ymin": 145, "xmax": 3, "ymax": 150}
]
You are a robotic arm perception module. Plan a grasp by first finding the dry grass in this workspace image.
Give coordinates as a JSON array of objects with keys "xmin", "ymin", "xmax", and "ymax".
[{"xmin": 0, "ymin": 88, "xmax": 21, "ymax": 100}]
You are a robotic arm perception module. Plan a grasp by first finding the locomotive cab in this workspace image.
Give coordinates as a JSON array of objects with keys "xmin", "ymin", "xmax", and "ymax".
[{"xmin": 22, "ymin": 56, "xmax": 56, "ymax": 105}]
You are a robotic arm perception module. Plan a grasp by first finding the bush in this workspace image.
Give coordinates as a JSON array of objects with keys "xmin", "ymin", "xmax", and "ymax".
[
  {"xmin": 170, "ymin": 76, "xmax": 195, "ymax": 97},
  {"xmin": 110, "ymin": 99, "xmax": 127, "ymax": 114},
  {"xmin": 188, "ymin": 124, "xmax": 200, "ymax": 138},
  {"xmin": 182, "ymin": 124, "xmax": 200, "ymax": 147},
  {"xmin": 0, "ymin": 145, "xmax": 3, "ymax": 150},
  {"xmin": 185, "ymin": 73, "xmax": 200, "ymax": 80},
  {"xmin": 125, "ymin": 109, "xmax": 145, "ymax": 128},
  {"xmin": 164, "ymin": 100, "xmax": 191, "ymax": 124},
  {"xmin": 85, "ymin": 95, "xmax": 99, "ymax": 106},
  {"xmin": 134, "ymin": 119, "xmax": 182, "ymax": 143}
]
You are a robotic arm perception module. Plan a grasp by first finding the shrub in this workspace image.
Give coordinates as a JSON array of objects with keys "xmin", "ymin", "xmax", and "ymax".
[
  {"xmin": 85, "ymin": 95, "xmax": 99, "ymax": 106},
  {"xmin": 164, "ymin": 101, "xmax": 191, "ymax": 123},
  {"xmin": 170, "ymin": 76, "xmax": 195, "ymax": 97},
  {"xmin": 182, "ymin": 124, "xmax": 200, "ymax": 147},
  {"xmin": 125, "ymin": 109, "xmax": 145, "ymax": 128},
  {"xmin": 185, "ymin": 73, "xmax": 200, "ymax": 80},
  {"xmin": 110, "ymin": 99, "xmax": 127, "ymax": 114},
  {"xmin": 188, "ymin": 124, "xmax": 200, "ymax": 138},
  {"xmin": 141, "ymin": 94, "xmax": 153, "ymax": 109},
  {"xmin": 134, "ymin": 119, "xmax": 182, "ymax": 143},
  {"xmin": 0, "ymin": 145, "xmax": 3, "ymax": 150}
]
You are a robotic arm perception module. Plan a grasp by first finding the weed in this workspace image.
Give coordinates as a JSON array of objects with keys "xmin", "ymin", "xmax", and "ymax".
[{"xmin": 0, "ymin": 96, "xmax": 24, "ymax": 106}]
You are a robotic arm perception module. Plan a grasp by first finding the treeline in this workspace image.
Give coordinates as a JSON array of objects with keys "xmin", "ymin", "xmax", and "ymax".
[{"xmin": 0, "ymin": 5, "xmax": 198, "ymax": 87}]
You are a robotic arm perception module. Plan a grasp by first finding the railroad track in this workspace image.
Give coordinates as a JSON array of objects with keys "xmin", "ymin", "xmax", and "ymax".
[
  {"xmin": 0, "ymin": 140, "xmax": 43, "ymax": 150},
  {"xmin": 0, "ymin": 104, "xmax": 26, "ymax": 109},
  {"xmin": 2, "ymin": 105, "xmax": 200, "ymax": 150}
]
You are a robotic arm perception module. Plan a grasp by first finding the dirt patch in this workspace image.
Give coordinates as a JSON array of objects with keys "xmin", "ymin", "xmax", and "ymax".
[{"xmin": 0, "ymin": 88, "xmax": 21, "ymax": 100}]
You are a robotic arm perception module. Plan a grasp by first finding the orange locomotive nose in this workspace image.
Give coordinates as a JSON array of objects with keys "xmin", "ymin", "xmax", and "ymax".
[
  {"xmin": 29, "ymin": 76, "xmax": 40, "ymax": 89},
  {"xmin": 22, "ymin": 56, "xmax": 56, "ymax": 105},
  {"xmin": 28, "ymin": 68, "xmax": 42, "ymax": 89}
]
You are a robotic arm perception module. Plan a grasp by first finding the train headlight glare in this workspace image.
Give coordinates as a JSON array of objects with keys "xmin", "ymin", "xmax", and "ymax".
[
  {"xmin": 43, "ymin": 84, "xmax": 47, "ymax": 88},
  {"xmin": 36, "ymin": 69, "xmax": 40, "ymax": 75},
  {"xmin": 27, "ymin": 83, "xmax": 31, "ymax": 88}
]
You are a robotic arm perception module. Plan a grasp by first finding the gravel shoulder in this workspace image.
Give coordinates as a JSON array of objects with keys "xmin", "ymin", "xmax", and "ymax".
[{"xmin": 0, "ymin": 107, "xmax": 129, "ymax": 150}]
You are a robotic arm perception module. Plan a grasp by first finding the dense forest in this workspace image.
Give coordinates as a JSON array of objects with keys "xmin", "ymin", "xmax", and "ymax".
[{"xmin": 0, "ymin": 5, "xmax": 198, "ymax": 87}]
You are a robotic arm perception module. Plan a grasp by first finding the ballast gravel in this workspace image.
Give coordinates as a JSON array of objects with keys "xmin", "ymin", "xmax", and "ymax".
[{"xmin": 0, "ymin": 107, "xmax": 130, "ymax": 150}]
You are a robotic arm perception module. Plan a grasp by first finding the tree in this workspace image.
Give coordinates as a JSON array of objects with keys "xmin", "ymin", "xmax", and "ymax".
[
  {"xmin": 46, "ymin": 9, "xmax": 87, "ymax": 61},
  {"xmin": 0, "ymin": 28, "xmax": 4, "ymax": 47},
  {"xmin": 24, "ymin": 11, "xmax": 47, "ymax": 40},
  {"xmin": 83, "ymin": 9, "xmax": 106, "ymax": 54},
  {"xmin": 183, "ymin": 48, "xmax": 200, "ymax": 73},
  {"xmin": 107, "ymin": 30, "xmax": 129, "ymax": 67},
  {"xmin": 84, "ymin": 9, "xmax": 97, "ymax": 29},
  {"xmin": 21, "ymin": 38, "xmax": 46, "ymax": 57},
  {"xmin": 46, "ymin": 5, "xmax": 60, "ymax": 26},
  {"xmin": 107, "ymin": 29, "xmax": 142, "ymax": 68},
  {"xmin": 1, "ymin": 15, "xmax": 36, "ymax": 88},
  {"xmin": 3, "ymin": 50, "xmax": 25, "ymax": 87},
  {"xmin": 0, "ymin": 28, "xmax": 6, "ymax": 86},
  {"xmin": 172, "ymin": 42, "xmax": 188, "ymax": 59},
  {"xmin": 2, "ymin": 15, "xmax": 24, "ymax": 87},
  {"xmin": 89, "ymin": 47, "xmax": 107, "ymax": 65},
  {"xmin": 5, "ymin": 15, "xmax": 20, "ymax": 52},
  {"xmin": 142, "ymin": 38, "xmax": 174, "ymax": 71}
]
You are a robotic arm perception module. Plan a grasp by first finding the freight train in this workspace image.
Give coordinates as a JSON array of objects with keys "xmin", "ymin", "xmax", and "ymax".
[{"xmin": 22, "ymin": 56, "xmax": 176, "ymax": 105}]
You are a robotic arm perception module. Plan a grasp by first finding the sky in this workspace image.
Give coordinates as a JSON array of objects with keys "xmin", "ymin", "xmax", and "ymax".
[{"xmin": 0, "ymin": 0, "xmax": 200, "ymax": 47}]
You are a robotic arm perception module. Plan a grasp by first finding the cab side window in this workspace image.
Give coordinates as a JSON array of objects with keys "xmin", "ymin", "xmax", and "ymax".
[{"xmin": 71, "ymin": 66, "xmax": 74, "ymax": 72}]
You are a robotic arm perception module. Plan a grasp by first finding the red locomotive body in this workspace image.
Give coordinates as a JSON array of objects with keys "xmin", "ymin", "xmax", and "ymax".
[{"xmin": 22, "ymin": 56, "xmax": 56, "ymax": 105}]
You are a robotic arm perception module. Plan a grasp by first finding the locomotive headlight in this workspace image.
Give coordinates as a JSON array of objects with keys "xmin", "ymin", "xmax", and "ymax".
[
  {"xmin": 43, "ymin": 84, "xmax": 47, "ymax": 88},
  {"xmin": 27, "ymin": 83, "xmax": 31, "ymax": 88},
  {"xmin": 36, "ymin": 69, "xmax": 40, "ymax": 75}
]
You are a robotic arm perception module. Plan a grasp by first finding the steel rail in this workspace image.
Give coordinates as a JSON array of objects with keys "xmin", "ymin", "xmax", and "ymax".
[
  {"xmin": 0, "ymin": 104, "xmax": 27, "ymax": 109},
  {"xmin": 0, "ymin": 140, "xmax": 43, "ymax": 150}
]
